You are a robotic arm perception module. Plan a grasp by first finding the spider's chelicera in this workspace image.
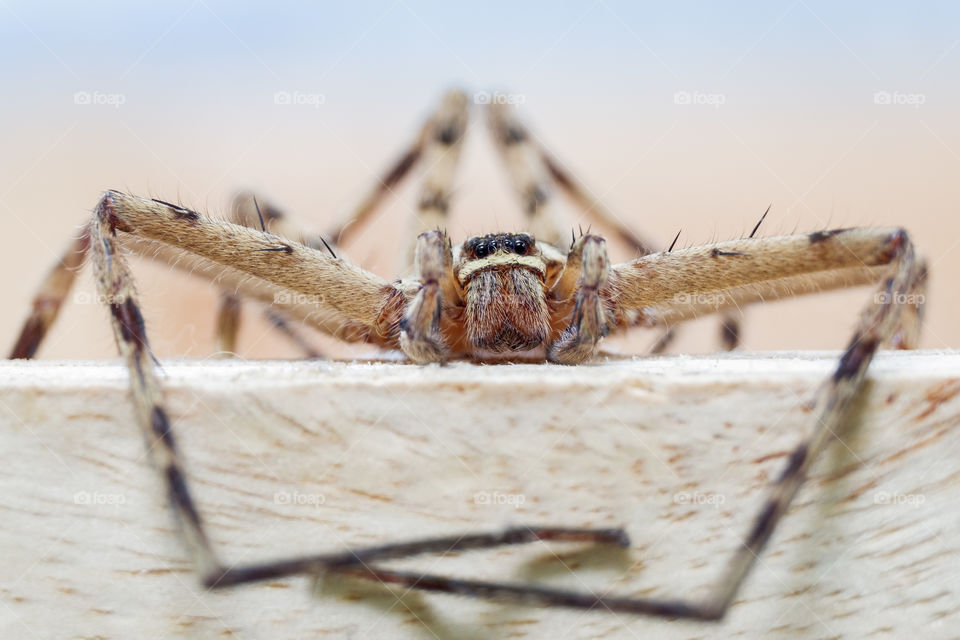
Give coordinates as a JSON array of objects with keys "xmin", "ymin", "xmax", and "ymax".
[{"xmin": 9, "ymin": 89, "xmax": 927, "ymax": 620}]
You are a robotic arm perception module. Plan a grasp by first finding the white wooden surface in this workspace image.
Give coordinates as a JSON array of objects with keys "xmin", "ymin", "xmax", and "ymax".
[{"xmin": 1, "ymin": 352, "xmax": 958, "ymax": 639}]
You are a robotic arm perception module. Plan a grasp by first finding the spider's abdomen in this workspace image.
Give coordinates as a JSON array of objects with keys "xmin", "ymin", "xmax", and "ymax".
[{"xmin": 464, "ymin": 268, "xmax": 549, "ymax": 352}]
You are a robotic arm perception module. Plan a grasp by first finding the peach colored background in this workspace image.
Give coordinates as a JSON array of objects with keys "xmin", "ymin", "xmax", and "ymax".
[{"xmin": 2, "ymin": 2, "xmax": 957, "ymax": 359}]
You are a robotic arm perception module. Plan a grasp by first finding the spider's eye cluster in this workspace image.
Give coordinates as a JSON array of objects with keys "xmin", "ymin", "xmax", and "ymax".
[{"xmin": 470, "ymin": 234, "xmax": 534, "ymax": 259}]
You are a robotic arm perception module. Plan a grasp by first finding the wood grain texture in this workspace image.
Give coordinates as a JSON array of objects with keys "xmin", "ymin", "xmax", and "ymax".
[{"xmin": 1, "ymin": 351, "xmax": 958, "ymax": 639}]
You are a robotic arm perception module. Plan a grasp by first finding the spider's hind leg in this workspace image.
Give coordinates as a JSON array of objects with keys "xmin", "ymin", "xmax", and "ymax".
[
  {"xmin": 324, "ymin": 88, "xmax": 468, "ymax": 255},
  {"xmin": 486, "ymin": 100, "xmax": 571, "ymax": 246},
  {"xmin": 10, "ymin": 229, "xmax": 90, "ymax": 359},
  {"xmin": 401, "ymin": 90, "xmax": 468, "ymax": 270},
  {"xmin": 486, "ymin": 98, "xmax": 734, "ymax": 355}
]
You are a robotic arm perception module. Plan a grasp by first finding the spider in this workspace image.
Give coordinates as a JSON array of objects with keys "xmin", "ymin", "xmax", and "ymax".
[{"xmin": 9, "ymin": 89, "xmax": 926, "ymax": 621}]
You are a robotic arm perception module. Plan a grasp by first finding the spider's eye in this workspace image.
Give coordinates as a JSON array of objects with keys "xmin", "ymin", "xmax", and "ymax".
[
  {"xmin": 474, "ymin": 243, "xmax": 489, "ymax": 258},
  {"xmin": 513, "ymin": 239, "xmax": 528, "ymax": 255}
]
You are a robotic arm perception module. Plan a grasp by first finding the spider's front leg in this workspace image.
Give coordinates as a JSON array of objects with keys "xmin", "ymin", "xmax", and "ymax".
[
  {"xmin": 399, "ymin": 230, "xmax": 458, "ymax": 363},
  {"xmin": 548, "ymin": 234, "xmax": 611, "ymax": 364},
  {"xmin": 215, "ymin": 191, "xmax": 332, "ymax": 357}
]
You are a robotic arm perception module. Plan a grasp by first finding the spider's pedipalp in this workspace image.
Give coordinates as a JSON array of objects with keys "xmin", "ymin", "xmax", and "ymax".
[
  {"xmin": 399, "ymin": 230, "xmax": 456, "ymax": 363},
  {"xmin": 548, "ymin": 234, "xmax": 611, "ymax": 364}
]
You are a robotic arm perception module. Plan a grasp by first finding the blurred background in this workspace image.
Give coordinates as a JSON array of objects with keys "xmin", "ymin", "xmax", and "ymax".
[{"xmin": 1, "ymin": 0, "xmax": 957, "ymax": 359}]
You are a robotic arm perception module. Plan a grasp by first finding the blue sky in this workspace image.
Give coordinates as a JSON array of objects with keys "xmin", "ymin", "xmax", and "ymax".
[{"xmin": 3, "ymin": 1, "xmax": 957, "ymax": 114}]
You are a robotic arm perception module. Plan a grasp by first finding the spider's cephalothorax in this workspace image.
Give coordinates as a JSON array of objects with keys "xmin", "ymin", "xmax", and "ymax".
[{"xmin": 454, "ymin": 233, "xmax": 550, "ymax": 352}]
